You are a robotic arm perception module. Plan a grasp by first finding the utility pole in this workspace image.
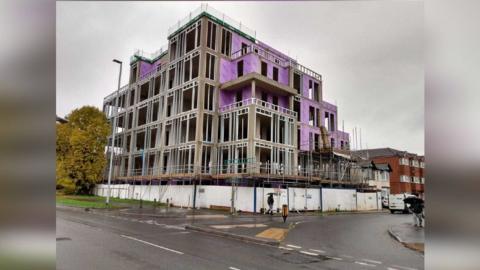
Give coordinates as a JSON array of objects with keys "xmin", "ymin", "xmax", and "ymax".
[
  {"xmin": 351, "ymin": 128, "xmax": 354, "ymax": 150},
  {"xmin": 360, "ymin": 127, "xmax": 362, "ymax": 150},
  {"xmin": 355, "ymin": 127, "xmax": 359, "ymax": 150},
  {"xmin": 106, "ymin": 59, "xmax": 122, "ymax": 206}
]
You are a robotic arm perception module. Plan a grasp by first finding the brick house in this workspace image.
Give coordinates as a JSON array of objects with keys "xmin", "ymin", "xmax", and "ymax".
[{"xmin": 353, "ymin": 148, "xmax": 424, "ymax": 196}]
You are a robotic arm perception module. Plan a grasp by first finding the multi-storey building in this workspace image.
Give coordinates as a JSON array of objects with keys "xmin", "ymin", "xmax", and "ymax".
[
  {"xmin": 103, "ymin": 5, "xmax": 350, "ymax": 184},
  {"xmin": 352, "ymin": 148, "xmax": 425, "ymax": 196}
]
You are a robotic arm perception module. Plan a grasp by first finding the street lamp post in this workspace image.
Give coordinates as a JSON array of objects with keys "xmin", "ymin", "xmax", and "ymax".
[{"xmin": 106, "ymin": 59, "xmax": 122, "ymax": 205}]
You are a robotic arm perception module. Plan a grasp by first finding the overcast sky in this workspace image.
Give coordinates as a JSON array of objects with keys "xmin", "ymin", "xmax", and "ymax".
[{"xmin": 56, "ymin": 1, "xmax": 423, "ymax": 155}]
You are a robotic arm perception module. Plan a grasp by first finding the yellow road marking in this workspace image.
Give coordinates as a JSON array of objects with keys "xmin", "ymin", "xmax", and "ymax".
[{"xmin": 255, "ymin": 228, "xmax": 288, "ymax": 241}]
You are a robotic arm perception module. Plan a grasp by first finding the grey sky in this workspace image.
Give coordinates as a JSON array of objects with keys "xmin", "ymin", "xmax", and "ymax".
[{"xmin": 56, "ymin": 1, "xmax": 423, "ymax": 154}]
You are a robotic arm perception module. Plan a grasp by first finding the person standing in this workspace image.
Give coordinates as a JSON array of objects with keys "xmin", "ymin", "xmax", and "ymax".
[
  {"xmin": 412, "ymin": 201, "xmax": 424, "ymax": 227},
  {"xmin": 267, "ymin": 194, "xmax": 274, "ymax": 215},
  {"xmin": 406, "ymin": 193, "xmax": 424, "ymax": 227}
]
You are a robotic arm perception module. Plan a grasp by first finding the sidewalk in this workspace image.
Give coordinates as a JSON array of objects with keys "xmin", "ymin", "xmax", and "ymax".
[{"xmin": 388, "ymin": 222, "xmax": 424, "ymax": 253}]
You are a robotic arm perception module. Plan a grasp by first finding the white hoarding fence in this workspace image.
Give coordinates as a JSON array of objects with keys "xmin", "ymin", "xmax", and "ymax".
[
  {"xmin": 357, "ymin": 192, "xmax": 382, "ymax": 211},
  {"xmin": 94, "ymin": 184, "xmax": 383, "ymax": 213},
  {"xmin": 321, "ymin": 188, "xmax": 357, "ymax": 211}
]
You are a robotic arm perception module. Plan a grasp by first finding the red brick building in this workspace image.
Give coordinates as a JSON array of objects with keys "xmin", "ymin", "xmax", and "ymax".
[{"xmin": 353, "ymin": 148, "xmax": 424, "ymax": 196}]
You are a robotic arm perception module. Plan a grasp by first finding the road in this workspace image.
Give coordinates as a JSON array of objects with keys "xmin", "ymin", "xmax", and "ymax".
[
  {"xmin": 283, "ymin": 213, "xmax": 424, "ymax": 270},
  {"xmin": 57, "ymin": 208, "xmax": 423, "ymax": 270}
]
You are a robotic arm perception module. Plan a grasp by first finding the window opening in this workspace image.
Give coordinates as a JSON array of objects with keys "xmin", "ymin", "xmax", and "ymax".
[
  {"xmin": 137, "ymin": 106, "xmax": 147, "ymax": 126},
  {"xmin": 272, "ymin": 67, "xmax": 278, "ymax": 81},
  {"xmin": 207, "ymin": 21, "xmax": 217, "ymax": 50},
  {"xmin": 261, "ymin": 61, "xmax": 267, "ymax": 76},
  {"xmin": 235, "ymin": 91, "xmax": 242, "ymax": 103},
  {"xmin": 205, "ymin": 53, "xmax": 215, "ymax": 80},
  {"xmin": 293, "ymin": 73, "xmax": 301, "ymax": 93},
  {"xmin": 192, "ymin": 55, "xmax": 199, "ymax": 79},
  {"xmin": 237, "ymin": 60, "xmax": 244, "ymax": 77},
  {"xmin": 221, "ymin": 29, "xmax": 232, "ymax": 56},
  {"xmin": 186, "ymin": 30, "xmax": 196, "ymax": 53}
]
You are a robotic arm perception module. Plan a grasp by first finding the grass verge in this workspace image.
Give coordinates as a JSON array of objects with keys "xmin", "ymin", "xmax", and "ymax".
[{"xmin": 56, "ymin": 193, "xmax": 164, "ymax": 209}]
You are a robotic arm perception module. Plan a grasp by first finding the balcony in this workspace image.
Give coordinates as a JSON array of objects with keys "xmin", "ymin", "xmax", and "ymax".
[
  {"xmin": 289, "ymin": 61, "xmax": 322, "ymax": 81},
  {"xmin": 229, "ymin": 44, "xmax": 322, "ymax": 81},
  {"xmin": 220, "ymin": 72, "xmax": 296, "ymax": 96},
  {"xmin": 219, "ymin": 97, "xmax": 297, "ymax": 118},
  {"xmin": 231, "ymin": 44, "xmax": 289, "ymax": 66}
]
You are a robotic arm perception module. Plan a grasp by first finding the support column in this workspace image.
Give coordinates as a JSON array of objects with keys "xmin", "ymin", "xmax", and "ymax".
[
  {"xmin": 293, "ymin": 124, "xmax": 298, "ymax": 176},
  {"xmin": 211, "ymin": 85, "xmax": 219, "ymax": 174},
  {"xmin": 193, "ymin": 17, "xmax": 209, "ymax": 175},
  {"xmin": 247, "ymin": 80, "xmax": 258, "ymax": 174},
  {"xmin": 289, "ymin": 67, "xmax": 294, "ymax": 88},
  {"xmin": 293, "ymin": 150, "xmax": 298, "ymax": 176},
  {"xmin": 251, "ymin": 79, "xmax": 256, "ymax": 99},
  {"xmin": 126, "ymin": 129, "xmax": 134, "ymax": 177}
]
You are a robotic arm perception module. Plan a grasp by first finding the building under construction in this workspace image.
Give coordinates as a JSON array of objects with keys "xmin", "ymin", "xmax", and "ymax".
[{"xmin": 102, "ymin": 5, "xmax": 365, "ymax": 189}]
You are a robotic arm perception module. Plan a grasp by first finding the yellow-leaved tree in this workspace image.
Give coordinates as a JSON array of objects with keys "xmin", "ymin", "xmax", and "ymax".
[{"xmin": 56, "ymin": 106, "xmax": 110, "ymax": 194}]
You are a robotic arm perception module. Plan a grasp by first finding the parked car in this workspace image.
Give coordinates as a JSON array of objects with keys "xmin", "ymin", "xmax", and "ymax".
[{"xmin": 389, "ymin": 193, "xmax": 411, "ymax": 214}]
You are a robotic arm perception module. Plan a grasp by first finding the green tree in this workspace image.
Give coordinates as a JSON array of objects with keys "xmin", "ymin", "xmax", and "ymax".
[{"xmin": 56, "ymin": 106, "xmax": 110, "ymax": 194}]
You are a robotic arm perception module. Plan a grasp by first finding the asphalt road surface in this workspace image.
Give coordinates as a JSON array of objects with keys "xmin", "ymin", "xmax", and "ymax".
[
  {"xmin": 57, "ymin": 209, "xmax": 423, "ymax": 270},
  {"xmin": 283, "ymin": 213, "xmax": 424, "ymax": 270}
]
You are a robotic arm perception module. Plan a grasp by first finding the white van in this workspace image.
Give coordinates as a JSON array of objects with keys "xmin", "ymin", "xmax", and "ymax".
[{"xmin": 389, "ymin": 193, "xmax": 411, "ymax": 214}]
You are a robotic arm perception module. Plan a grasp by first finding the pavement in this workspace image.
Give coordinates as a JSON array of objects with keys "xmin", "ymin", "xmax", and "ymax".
[
  {"xmin": 388, "ymin": 222, "xmax": 425, "ymax": 253},
  {"xmin": 57, "ymin": 206, "xmax": 424, "ymax": 270}
]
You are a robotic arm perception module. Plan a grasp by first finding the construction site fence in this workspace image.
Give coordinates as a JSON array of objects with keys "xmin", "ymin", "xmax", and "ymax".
[{"xmin": 93, "ymin": 184, "xmax": 383, "ymax": 212}]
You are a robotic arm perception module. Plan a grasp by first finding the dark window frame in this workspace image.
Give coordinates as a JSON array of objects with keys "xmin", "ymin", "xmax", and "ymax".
[
  {"xmin": 261, "ymin": 61, "xmax": 268, "ymax": 76},
  {"xmin": 237, "ymin": 60, "xmax": 244, "ymax": 77},
  {"xmin": 272, "ymin": 66, "xmax": 279, "ymax": 81}
]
